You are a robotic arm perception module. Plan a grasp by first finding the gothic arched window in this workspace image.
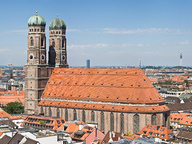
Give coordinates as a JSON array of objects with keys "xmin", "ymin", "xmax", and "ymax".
[
  {"xmin": 120, "ymin": 113, "xmax": 124, "ymax": 133},
  {"xmin": 110, "ymin": 112, "xmax": 114, "ymax": 131},
  {"xmin": 82, "ymin": 110, "xmax": 86, "ymax": 122},
  {"xmin": 133, "ymin": 114, "xmax": 139, "ymax": 133},
  {"xmin": 91, "ymin": 110, "xmax": 95, "ymax": 122},
  {"xmin": 65, "ymin": 108, "xmax": 68, "ymax": 121},
  {"xmin": 49, "ymin": 107, "xmax": 52, "ymax": 117},
  {"xmin": 30, "ymin": 37, "xmax": 33, "ymax": 46},
  {"xmin": 73, "ymin": 109, "xmax": 77, "ymax": 120},
  {"xmin": 101, "ymin": 111, "xmax": 104, "ymax": 131},
  {"xmin": 57, "ymin": 108, "xmax": 60, "ymax": 118},
  {"xmin": 151, "ymin": 114, "xmax": 157, "ymax": 125}
]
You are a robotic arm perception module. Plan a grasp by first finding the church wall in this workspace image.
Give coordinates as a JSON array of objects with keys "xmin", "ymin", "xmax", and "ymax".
[
  {"xmin": 146, "ymin": 114, "xmax": 151, "ymax": 125},
  {"xmin": 140, "ymin": 114, "xmax": 146, "ymax": 131},
  {"xmin": 125, "ymin": 113, "xmax": 129, "ymax": 133},
  {"xmin": 39, "ymin": 106, "xmax": 169, "ymax": 134},
  {"xmin": 104, "ymin": 111, "xmax": 110, "ymax": 133}
]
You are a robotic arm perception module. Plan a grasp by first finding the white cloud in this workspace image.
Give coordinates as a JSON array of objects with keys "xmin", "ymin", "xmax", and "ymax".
[
  {"xmin": 102, "ymin": 28, "xmax": 170, "ymax": 34},
  {"xmin": 68, "ymin": 43, "xmax": 108, "ymax": 50},
  {"xmin": 0, "ymin": 30, "xmax": 28, "ymax": 36},
  {"xmin": 67, "ymin": 29, "xmax": 81, "ymax": 32},
  {"xmin": 179, "ymin": 40, "xmax": 190, "ymax": 45}
]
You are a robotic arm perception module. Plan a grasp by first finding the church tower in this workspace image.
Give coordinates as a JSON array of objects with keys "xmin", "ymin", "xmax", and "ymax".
[
  {"xmin": 24, "ymin": 12, "xmax": 49, "ymax": 114},
  {"xmin": 48, "ymin": 15, "xmax": 68, "ymax": 68}
]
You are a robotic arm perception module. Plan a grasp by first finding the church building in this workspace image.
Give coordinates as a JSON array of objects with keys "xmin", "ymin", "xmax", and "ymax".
[{"xmin": 25, "ymin": 13, "xmax": 170, "ymax": 134}]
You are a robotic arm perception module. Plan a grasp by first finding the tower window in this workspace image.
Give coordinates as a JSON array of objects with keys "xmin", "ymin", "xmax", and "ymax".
[
  {"xmin": 29, "ymin": 29, "xmax": 31, "ymax": 32},
  {"xmin": 59, "ymin": 31, "xmax": 60, "ymax": 34},
  {"xmin": 62, "ymin": 39, "xmax": 64, "ymax": 47},
  {"xmin": 37, "ymin": 29, "xmax": 39, "ymax": 32},
  {"xmin": 34, "ymin": 29, "xmax": 36, "ymax": 32},
  {"xmin": 41, "ymin": 38, "xmax": 43, "ymax": 46},
  {"xmin": 52, "ymin": 40, "xmax": 55, "ymax": 47},
  {"xmin": 56, "ymin": 31, "xmax": 58, "ymax": 34},
  {"xmin": 30, "ymin": 37, "xmax": 33, "ymax": 46}
]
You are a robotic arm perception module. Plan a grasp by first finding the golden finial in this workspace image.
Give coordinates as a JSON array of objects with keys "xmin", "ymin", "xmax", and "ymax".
[
  {"xmin": 36, "ymin": 11, "xmax": 38, "ymax": 14},
  {"xmin": 57, "ymin": 14, "xmax": 58, "ymax": 17}
]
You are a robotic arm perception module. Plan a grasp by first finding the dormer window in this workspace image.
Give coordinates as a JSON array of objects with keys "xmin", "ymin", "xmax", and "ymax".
[
  {"xmin": 149, "ymin": 132, "xmax": 153, "ymax": 135},
  {"xmin": 161, "ymin": 134, "xmax": 165, "ymax": 138}
]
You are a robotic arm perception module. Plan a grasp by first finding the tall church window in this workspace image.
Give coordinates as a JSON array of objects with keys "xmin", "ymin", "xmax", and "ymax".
[
  {"xmin": 91, "ymin": 110, "xmax": 95, "ymax": 121},
  {"xmin": 101, "ymin": 111, "xmax": 104, "ymax": 131},
  {"xmin": 65, "ymin": 108, "xmax": 68, "ymax": 121},
  {"xmin": 49, "ymin": 107, "xmax": 52, "ymax": 117},
  {"xmin": 57, "ymin": 108, "xmax": 60, "ymax": 118},
  {"xmin": 151, "ymin": 114, "xmax": 157, "ymax": 125},
  {"xmin": 133, "ymin": 114, "xmax": 139, "ymax": 133},
  {"xmin": 30, "ymin": 37, "xmax": 33, "ymax": 46},
  {"xmin": 110, "ymin": 112, "xmax": 114, "ymax": 131},
  {"xmin": 73, "ymin": 109, "xmax": 77, "ymax": 120},
  {"xmin": 82, "ymin": 110, "xmax": 86, "ymax": 122},
  {"xmin": 120, "ymin": 113, "xmax": 124, "ymax": 133}
]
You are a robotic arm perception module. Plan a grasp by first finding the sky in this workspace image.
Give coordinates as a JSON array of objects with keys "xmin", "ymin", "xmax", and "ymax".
[{"xmin": 1, "ymin": 0, "xmax": 192, "ymax": 67}]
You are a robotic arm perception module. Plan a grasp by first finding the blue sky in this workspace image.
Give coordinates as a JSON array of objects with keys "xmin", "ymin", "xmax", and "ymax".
[{"xmin": 1, "ymin": 0, "xmax": 192, "ymax": 67}]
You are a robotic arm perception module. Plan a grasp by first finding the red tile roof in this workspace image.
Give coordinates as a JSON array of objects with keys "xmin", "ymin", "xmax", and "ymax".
[
  {"xmin": 0, "ymin": 108, "xmax": 11, "ymax": 119},
  {"xmin": 137, "ymin": 124, "xmax": 173, "ymax": 140},
  {"xmin": 21, "ymin": 115, "xmax": 65, "ymax": 131},
  {"xmin": 124, "ymin": 135, "xmax": 140, "ymax": 140},
  {"xmin": 41, "ymin": 68, "xmax": 165, "ymax": 104},
  {"xmin": 0, "ymin": 91, "xmax": 24, "ymax": 105}
]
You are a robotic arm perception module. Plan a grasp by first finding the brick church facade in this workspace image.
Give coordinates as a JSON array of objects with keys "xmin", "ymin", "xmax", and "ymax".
[{"xmin": 25, "ymin": 13, "xmax": 170, "ymax": 134}]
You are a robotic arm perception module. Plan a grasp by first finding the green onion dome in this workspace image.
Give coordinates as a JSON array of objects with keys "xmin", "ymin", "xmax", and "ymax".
[
  {"xmin": 28, "ymin": 12, "xmax": 46, "ymax": 27},
  {"xmin": 49, "ymin": 17, "xmax": 66, "ymax": 30}
]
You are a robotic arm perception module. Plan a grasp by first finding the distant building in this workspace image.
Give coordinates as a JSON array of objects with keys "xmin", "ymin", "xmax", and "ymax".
[{"xmin": 86, "ymin": 59, "xmax": 90, "ymax": 68}]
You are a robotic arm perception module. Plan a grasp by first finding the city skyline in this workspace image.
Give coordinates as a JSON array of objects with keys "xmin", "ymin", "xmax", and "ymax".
[{"xmin": 1, "ymin": 0, "xmax": 192, "ymax": 66}]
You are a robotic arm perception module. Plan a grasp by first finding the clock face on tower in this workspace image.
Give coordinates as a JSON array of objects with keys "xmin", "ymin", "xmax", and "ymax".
[{"xmin": 62, "ymin": 55, "xmax": 65, "ymax": 61}]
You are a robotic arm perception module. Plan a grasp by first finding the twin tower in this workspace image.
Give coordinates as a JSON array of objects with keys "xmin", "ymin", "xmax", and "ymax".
[{"xmin": 25, "ymin": 12, "xmax": 68, "ymax": 114}]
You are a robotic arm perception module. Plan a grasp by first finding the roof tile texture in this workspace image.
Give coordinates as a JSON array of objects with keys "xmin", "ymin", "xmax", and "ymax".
[{"xmin": 42, "ymin": 68, "xmax": 164, "ymax": 104}]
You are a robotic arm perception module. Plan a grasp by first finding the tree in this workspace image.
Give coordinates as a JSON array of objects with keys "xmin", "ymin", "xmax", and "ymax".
[{"xmin": 2, "ymin": 101, "xmax": 24, "ymax": 114}]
